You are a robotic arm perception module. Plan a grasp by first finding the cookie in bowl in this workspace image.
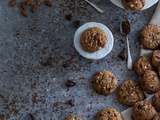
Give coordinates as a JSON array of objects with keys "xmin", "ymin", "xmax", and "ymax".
[
  {"xmin": 74, "ymin": 22, "xmax": 114, "ymax": 60},
  {"xmin": 142, "ymin": 70, "xmax": 160, "ymax": 94},
  {"xmin": 122, "ymin": 0, "xmax": 145, "ymax": 11},
  {"xmin": 117, "ymin": 80, "xmax": 145, "ymax": 106},
  {"xmin": 133, "ymin": 56, "xmax": 152, "ymax": 76},
  {"xmin": 65, "ymin": 114, "xmax": 81, "ymax": 120},
  {"xmin": 96, "ymin": 108, "xmax": 123, "ymax": 120},
  {"xmin": 92, "ymin": 71, "xmax": 118, "ymax": 96},
  {"xmin": 132, "ymin": 101, "xmax": 157, "ymax": 120}
]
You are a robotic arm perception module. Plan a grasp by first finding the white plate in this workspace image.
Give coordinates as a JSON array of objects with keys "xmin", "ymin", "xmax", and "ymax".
[
  {"xmin": 110, "ymin": 0, "xmax": 159, "ymax": 10},
  {"xmin": 74, "ymin": 22, "xmax": 114, "ymax": 60}
]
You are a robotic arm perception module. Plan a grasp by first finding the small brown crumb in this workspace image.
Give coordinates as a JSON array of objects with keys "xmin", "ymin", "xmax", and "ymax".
[
  {"xmin": 8, "ymin": 0, "xmax": 16, "ymax": 7},
  {"xmin": 19, "ymin": 2, "xmax": 28, "ymax": 17},
  {"xmin": 44, "ymin": 0, "xmax": 52, "ymax": 7},
  {"xmin": 65, "ymin": 99, "xmax": 75, "ymax": 107},
  {"xmin": 118, "ymin": 48, "xmax": 126, "ymax": 61}
]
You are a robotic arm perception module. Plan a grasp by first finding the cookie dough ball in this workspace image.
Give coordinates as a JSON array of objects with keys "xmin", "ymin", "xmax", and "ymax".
[
  {"xmin": 152, "ymin": 90, "xmax": 160, "ymax": 111},
  {"xmin": 140, "ymin": 24, "xmax": 160, "ymax": 49},
  {"xmin": 80, "ymin": 27, "xmax": 107, "ymax": 52},
  {"xmin": 134, "ymin": 56, "xmax": 152, "ymax": 76},
  {"xmin": 153, "ymin": 113, "xmax": 160, "ymax": 120},
  {"xmin": 92, "ymin": 71, "xmax": 118, "ymax": 96},
  {"xmin": 65, "ymin": 114, "xmax": 81, "ymax": 120},
  {"xmin": 96, "ymin": 108, "xmax": 123, "ymax": 120},
  {"xmin": 117, "ymin": 80, "xmax": 145, "ymax": 106},
  {"xmin": 122, "ymin": 0, "xmax": 145, "ymax": 11},
  {"xmin": 152, "ymin": 50, "xmax": 160, "ymax": 67},
  {"xmin": 132, "ymin": 101, "xmax": 157, "ymax": 120},
  {"xmin": 142, "ymin": 70, "xmax": 160, "ymax": 94}
]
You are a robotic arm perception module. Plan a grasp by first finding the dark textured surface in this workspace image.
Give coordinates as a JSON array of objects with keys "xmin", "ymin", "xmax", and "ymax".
[{"xmin": 0, "ymin": 0, "xmax": 156, "ymax": 120}]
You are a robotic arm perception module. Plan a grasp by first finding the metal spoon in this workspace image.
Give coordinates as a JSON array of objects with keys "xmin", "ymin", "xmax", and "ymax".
[
  {"xmin": 84, "ymin": 0, "xmax": 104, "ymax": 13},
  {"xmin": 120, "ymin": 18, "xmax": 133, "ymax": 70}
]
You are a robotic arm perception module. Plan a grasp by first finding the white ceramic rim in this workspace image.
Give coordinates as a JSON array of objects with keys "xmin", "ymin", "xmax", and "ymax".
[
  {"xmin": 110, "ymin": 0, "xmax": 159, "ymax": 10},
  {"xmin": 74, "ymin": 22, "xmax": 114, "ymax": 60}
]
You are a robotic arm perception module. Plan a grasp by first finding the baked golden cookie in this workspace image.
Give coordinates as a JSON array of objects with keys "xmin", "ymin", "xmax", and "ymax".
[
  {"xmin": 152, "ymin": 50, "xmax": 160, "ymax": 67},
  {"xmin": 65, "ymin": 114, "xmax": 81, "ymax": 120},
  {"xmin": 152, "ymin": 90, "xmax": 160, "ymax": 111},
  {"xmin": 80, "ymin": 27, "xmax": 107, "ymax": 52},
  {"xmin": 134, "ymin": 56, "xmax": 152, "ymax": 76},
  {"xmin": 117, "ymin": 80, "xmax": 145, "ymax": 106},
  {"xmin": 96, "ymin": 108, "xmax": 123, "ymax": 120},
  {"xmin": 92, "ymin": 71, "xmax": 118, "ymax": 96},
  {"xmin": 142, "ymin": 70, "xmax": 160, "ymax": 94},
  {"xmin": 140, "ymin": 24, "xmax": 160, "ymax": 49},
  {"xmin": 153, "ymin": 113, "xmax": 160, "ymax": 120},
  {"xmin": 122, "ymin": 0, "xmax": 145, "ymax": 11},
  {"xmin": 132, "ymin": 101, "xmax": 157, "ymax": 120}
]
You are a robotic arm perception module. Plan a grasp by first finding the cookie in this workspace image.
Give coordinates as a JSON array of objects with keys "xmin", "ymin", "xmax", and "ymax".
[
  {"xmin": 117, "ymin": 80, "xmax": 145, "ymax": 106},
  {"xmin": 153, "ymin": 113, "xmax": 160, "ymax": 120},
  {"xmin": 65, "ymin": 114, "xmax": 81, "ymax": 120},
  {"xmin": 92, "ymin": 71, "xmax": 118, "ymax": 95},
  {"xmin": 132, "ymin": 101, "xmax": 157, "ymax": 120},
  {"xmin": 134, "ymin": 56, "xmax": 152, "ymax": 76},
  {"xmin": 152, "ymin": 50, "xmax": 160, "ymax": 67},
  {"xmin": 96, "ymin": 108, "xmax": 123, "ymax": 120},
  {"xmin": 140, "ymin": 24, "xmax": 160, "ymax": 49},
  {"xmin": 152, "ymin": 90, "xmax": 160, "ymax": 111},
  {"xmin": 142, "ymin": 70, "xmax": 160, "ymax": 94},
  {"xmin": 80, "ymin": 27, "xmax": 107, "ymax": 52},
  {"xmin": 122, "ymin": 0, "xmax": 145, "ymax": 11}
]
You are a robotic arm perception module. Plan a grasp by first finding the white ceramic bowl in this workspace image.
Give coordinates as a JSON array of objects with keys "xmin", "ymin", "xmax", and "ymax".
[
  {"xmin": 74, "ymin": 22, "xmax": 114, "ymax": 60},
  {"xmin": 110, "ymin": 0, "xmax": 159, "ymax": 10}
]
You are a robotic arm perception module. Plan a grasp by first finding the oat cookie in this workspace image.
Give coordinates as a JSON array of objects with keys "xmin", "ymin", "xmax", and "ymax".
[
  {"xmin": 152, "ymin": 50, "xmax": 160, "ymax": 67},
  {"xmin": 65, "ymin": 114, "xmax": 81, "ymax": 120},
  {"xmin": 140, "ymin": 24, "xmax": 160, "ymax": 49},
  {"xmin": 152, "ymin": 90, "xmax": 160, "ymax": 111},
  {"xmin": 80, "ymin": 27, "xmax": 107, "ymax": 52},
  {"xmin": 96, "ymin": 108, "xmax": 123, "ymax": 120},
  {"xmin": 117, "ymin": 80, "xmax": 145, "ymax": 106},
  {"xmin": 134, "ymin": 56, "xmax": 152, "ymax": 76},
  {"xmin": 92, "ymin": 71, "xmax": 118, "ymax": 96},
  {"xmin": 132, "ymin": 101, "xmax": 157, "ymax": 120},
  {"xmin": 122, "ymin": 0, "xmax": 145, "ymax": 11},
  {"xmin": 142, "ymin": 70, "xmax": 160, "ymax": 94}
]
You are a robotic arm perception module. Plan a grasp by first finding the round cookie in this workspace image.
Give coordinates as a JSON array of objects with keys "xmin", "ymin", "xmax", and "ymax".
[
  {"xmin": 92, "ymin": 71, "xmax": 118, "ymax": 96},
  {"xmin": 134, "ymin": 56, "xmax": 152, "ymax": 76},
  {"xmin": 152, "ymin": 90, "xmax": 160, "ymax": 111},
  {"xmin": 80, "ymin": 27, "xmax": 107, "ymax": 52},
  {"xmin": 153, "ymin": 113, "xmax": 160, "ymax": 120},
  {"xmin": 122, "ymin": 0, "xmax": 145, "ymax": 11},
  {"xmin": 65, "ymin": 114, "xmax": 81, "ymax": 120},
  {"xmin": 152, "ymin": 50, "xmax": 160, "ymax": 67},
  {"xmin": 117, "ymin": 80, "xmax": 145, "ymax": 106},
  {"xmin": 96, "ymin": 108, "xmax": 123, "ymax": 120},
  {"xmin": 142, "ymin": 70, "xmax": 160, "ymax": 94},
  {"xmin": 140, "ymin": 24, "xmax": 160, "ymax": 49},
  {"xmin": 132, "ymin": 101, "xmax": 157, "ymax": 120}
]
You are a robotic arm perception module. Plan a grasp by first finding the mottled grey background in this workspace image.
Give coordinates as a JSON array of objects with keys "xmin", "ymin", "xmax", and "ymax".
[{"xmin": 0, "ymin": 0, "xmax": 157, "ymax": 120}]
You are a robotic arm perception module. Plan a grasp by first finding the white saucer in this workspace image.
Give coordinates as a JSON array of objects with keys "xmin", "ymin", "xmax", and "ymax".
[
  {"xmin": 74, "ymin": 22, "xmax": 114, "ymax": 60},
  {"xmin": 110, "ymin": 0, "xmax": 159, "ymax": 10}
]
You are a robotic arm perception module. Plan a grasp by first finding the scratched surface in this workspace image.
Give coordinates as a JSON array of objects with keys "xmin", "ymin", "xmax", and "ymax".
[{"xmin": 0, "ymin": 0, "xmax": 156, "ymax": 120}]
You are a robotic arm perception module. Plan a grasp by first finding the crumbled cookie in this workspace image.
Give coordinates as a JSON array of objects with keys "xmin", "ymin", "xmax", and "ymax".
[
  {"xmin": 96, "ymin": 108, "xmax": 123, "ymax": 120},
  {"xmin": 152, "ymin": 90, "xmax": 160, "ymax": 111},
  {"xmin": 122, "ymin": 0, "xmax": 145, "ymax": 11},
  {"xmin": 142, "ymin": 70, "xmax": 160, "ymax": 94},
  {"xmin": 153, "ymin": 113, "xmax": 160, "ymax": 120},
  {"xmin": 134, "ymin": 56, "xmax": 152, "ymax": 76},
  {"xmin": 65, "ymin": 114, "xmax": 81, "ymax": 120},
  {"xmin": 152, "ymin": 50, "xmax": 160, "ymax": 67},
  {"xmin": 132, "ymin": 101, "xmax": 157, "ymax": 120},
  {"xmin": 117, "ymin": 80, "xmax": 145, "ymax": 106},
  {"xmin": 140, "ymin": 24, "xmax": 160, "ymax": 49},
  {"xmin": 80, "ymin": 27, "xmax": 107, "ymax": 52},
  {"xmin": 92, "ymin": 71, "xmax": 118, "ymax": 96}
]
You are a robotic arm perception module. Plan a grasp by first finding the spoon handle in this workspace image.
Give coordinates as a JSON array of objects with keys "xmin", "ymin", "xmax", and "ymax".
[
  {"xmin": 126, "ymin": 36, "xmax": 132, "ymax": 70},
  {"xmin": 150, "ymin": 1, "xmax": 160, "ymax": 25},
  {"xmin": 84, "ymin": 0, "xmax": 104, "ymax": 13}
]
